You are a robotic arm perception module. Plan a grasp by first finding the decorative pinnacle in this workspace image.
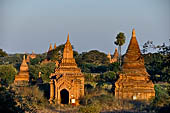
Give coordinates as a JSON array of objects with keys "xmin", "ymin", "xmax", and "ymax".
[
  {"xmin": 132, "ymin": 28, "xmax": 136, "ymax": 37},
  {"xmin": 67, "ymin": 32, "xmax": 69, "ymax": 42}
]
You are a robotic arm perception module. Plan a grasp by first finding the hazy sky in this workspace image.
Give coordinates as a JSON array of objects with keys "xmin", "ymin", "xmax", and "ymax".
[{"xmin": 0, "ymin": 0, "xmax": 170, "ymax": 54}]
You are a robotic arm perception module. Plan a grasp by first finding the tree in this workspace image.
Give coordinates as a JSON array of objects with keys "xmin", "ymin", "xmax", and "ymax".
[
  {"xmin": 114, "ymin": 32, "xmax": 126, "ymax": 67},
  {"xmin": 29, "ymin": 63, "xmax": 56, "ymax": 83},
  {"xmin": 0, "ymin": 64, "xmax": 17, "ymax": 85},
  {"xmin": 0, "ymin": 49, "xmax": 8, "ymax": 57}
]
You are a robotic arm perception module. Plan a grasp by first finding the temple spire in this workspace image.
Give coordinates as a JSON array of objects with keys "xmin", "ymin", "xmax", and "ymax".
[
  {"xmin": 67, "ymin": 32, "xmax": 70, "ymax": 43},
  {"xmin": 132, "ymin": 28, "xmax": 136, "ymax": 37},
  {"xmin": 54, "ymin": 43, "xmax": 57, "ymax": 49},
  {"xmin": 126, "ymin": 28, "xmax": 140, "ymax": 54},
  {"xmin": 63, "ymin": 32, "xmax": 73, "ymax": 59},
  {"xmin": 48, "ymin": 43, "xmax": 53, "ymax": 51}
]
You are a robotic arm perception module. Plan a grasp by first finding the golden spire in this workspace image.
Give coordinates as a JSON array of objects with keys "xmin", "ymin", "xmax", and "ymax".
[
  {"xmin": 132, "ymin": 28, "xmax": 136, "ymax": 37},
  {"xmin": 67, "ymin": 32, "xmax": 69, "ymax": 43},
  {"xmin": 20, "ymin": 55, "xmax": 29, "ymax": 71},
  {"xmin": 122, "ymin": 28, "xmax": 144, "ymax": 71},
  {"xmin": 49, "ymin": 43, "xmax": 53, "ymax": 51},
  {"xmin": 63, "ymin": 32, "xmax": 73, "ymax": 59},
  {"xmin": 54, "ymin": 43, "xmax": 57, "ymax": 49},
  {"xmin": 113, "ymin": 48, "xmax": 119, "ymax": 58}
]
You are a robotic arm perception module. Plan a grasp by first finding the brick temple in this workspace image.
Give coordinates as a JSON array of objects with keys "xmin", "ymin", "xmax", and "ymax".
[
  {"xmin": 49, "ymin": 33, "xmax": 84, "ymax": 105},
  {"xmin": 107, "ymin": 48, "xmax": 119, "ymax": 63},
  {"xmin": 14, "ymin": 55, "xmax": 30, "ymax": 84},
  {"xmin": 115, "ymin": 29, "xmax": 155, "ymax": 100}
]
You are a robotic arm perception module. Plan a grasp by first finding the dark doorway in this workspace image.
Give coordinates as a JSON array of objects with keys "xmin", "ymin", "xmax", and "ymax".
[{"xmin": 60, "ymin": 89, "xmax": 69, "ymax": 104}]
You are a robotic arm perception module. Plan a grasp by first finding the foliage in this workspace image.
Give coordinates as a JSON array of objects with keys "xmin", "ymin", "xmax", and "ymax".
[
  {"xmin": 0, "ymin": 64, "xmax": 17, "ymax": 85},
  {"xmin": 0, "ymin": 54, "xmax": 23, "ymax": 65},
  {"xmin": 29, "ymin": 63, "xmax": 56, "ymax": 83},
  {"xmin": 152, "ymin": 84, "xmax": 170, "ymax": 107},
  {"xmin": 144, "ymin": 53, "xmax": 170, "ymax": 83},
  {"xmin": 16, "ymin": 86, "xmax": 48, "ymax": 106},
  {"xmin": 79, "ymin": 101, "xmax": 101, "ymax": 113},
  {"xmin": 0, "ymin": 87, "xmax": 23, "ymax": 113},
  {"xmin": 0, "ymin": 49, "xmax": 8, "ymax": 57},
  {"xmin": 97, "ymin": 71, "xmax": 117, "ymax": 83},
  {"xmin": 143, "ymin": 40, "xmax": 170, "ymax": 83},
  {"xmin": 114, "ymin": 32, "xmax": 126, "ymax": 66},
  {"xmin": 30, "ymin": 53, "xmax": 47, "ymax": 65},
  {"xmin": 78, "ymin": 50, "xmax": 109, "ymax": 65}
]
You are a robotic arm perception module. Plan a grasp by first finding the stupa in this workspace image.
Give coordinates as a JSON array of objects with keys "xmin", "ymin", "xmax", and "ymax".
[
  {"xmin": 107, "ymin": 48, "xmax": 119, "ymax": 63},
  {"xmin": 14, "ymin": 55, "xmax": 30, "ymax": 83},
  {"xmin": 49, "ymin": 33, "xmax": 84, "ymax": 105},
  {"xmin": 115, "ymin": 29, "xmax": 155, "ymax": 100},
  {"xmin": 26, "ymin": 51, "xmax": 36, "ymax": 62}
]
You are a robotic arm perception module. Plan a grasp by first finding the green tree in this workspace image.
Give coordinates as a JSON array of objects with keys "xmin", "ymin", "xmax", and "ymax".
[
  {"xmin": 81, "ymin": 50, "xmax": 109, "ymax": 65},
  {"xmin": 0, "ymin": 64, "xmax": 17, "ymax": 85},
  {"xmin": 114, "ymin": 32, "xmax": 126, "ymax": 67},
  {"xmin": 29, "ymin": 63, "xmax": 56, "ymax": 83}
]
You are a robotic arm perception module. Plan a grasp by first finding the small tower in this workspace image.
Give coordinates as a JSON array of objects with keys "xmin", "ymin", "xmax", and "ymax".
[
  {"xmin": 14, "ymin": 55, "xmax": 30, "ymax": 84},
  {"xmin": 111, "ymin": 48, "xmax": 119, "ymax": 63}
]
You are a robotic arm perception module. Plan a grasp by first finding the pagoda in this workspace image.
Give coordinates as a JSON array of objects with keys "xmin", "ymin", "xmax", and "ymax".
[
  {"xmin": 14, "ymin": 55, "xmax": 30, "ymax": 83},
  {"xmin": 115, "ymin": 29, "xmax": 155, "ymax": 100},
  {"xmin": 107, "ymin": 48, "xmax": 119, "ymax": 63},
  {"xmin": 49, "ymin": 33, "xmax": 84, "ymax": 105}
]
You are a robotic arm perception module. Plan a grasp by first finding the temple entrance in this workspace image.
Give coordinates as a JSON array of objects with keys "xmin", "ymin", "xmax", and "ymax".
[{"xmin": 60, "ymin": 89, "xmax": 69, "ymax": 104}]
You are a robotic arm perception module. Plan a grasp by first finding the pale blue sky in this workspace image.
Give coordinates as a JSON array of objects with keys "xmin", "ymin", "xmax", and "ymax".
[{"xmin": 0, "ymin": 0, "xmax": 170, "ymax": 54}]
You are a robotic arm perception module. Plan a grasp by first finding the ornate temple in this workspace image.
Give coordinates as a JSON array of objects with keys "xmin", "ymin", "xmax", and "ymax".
[
  {"xmin": 14, "ymin": 55, "xmax": 30, "ymax": 83},
  {"xmin": 107, "ymin": 48, "xmax": 119, "ymax": 63},
  {"xmin": 115, "ymin": 29, "xmax": 155, "ymax": 100},
  {"xmin": 49, "ymin": 33, "xmax": 84, "ymax": 105}
]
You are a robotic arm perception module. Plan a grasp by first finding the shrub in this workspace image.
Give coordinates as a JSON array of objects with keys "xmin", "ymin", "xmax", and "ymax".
[
  {"xmin": 79, "ymin": 101, "xmax": 101, "ymax": 113},
  {"xmin": 0, "ymin": 64, "xmax": 17, "ymax": 85}
]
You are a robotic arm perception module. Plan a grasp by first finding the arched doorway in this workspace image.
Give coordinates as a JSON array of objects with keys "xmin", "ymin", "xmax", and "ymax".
[{"xmin": 60, "ymin": 89, "xmax": 69, "ymax": 104}]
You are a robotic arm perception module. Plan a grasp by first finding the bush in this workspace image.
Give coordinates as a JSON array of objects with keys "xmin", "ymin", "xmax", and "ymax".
[
  {"xmin": 79, "ymin": 101, "xmax": 101, "ymax": 113},
  {"xmin": 16, "ymin": 85, "xmax": 48, "ymax": 108},
  {"xmin": 0, "ymin": 64, "xmax": 17, "ymax": 85},
  {"xmin": 29, "ymin": 63, "xmax": 56, "ymax": 83},
  {"xmin": 0, "ymin": 87, "xmax": 23, "ymax": 113}
]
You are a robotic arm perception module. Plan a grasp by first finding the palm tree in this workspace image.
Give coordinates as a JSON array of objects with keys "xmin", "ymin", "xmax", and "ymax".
[{"xmin": 114, "ymin": 32, "xmax": 126, "ymax": 67}]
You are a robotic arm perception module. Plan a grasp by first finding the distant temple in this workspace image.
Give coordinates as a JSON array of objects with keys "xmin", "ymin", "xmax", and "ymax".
[
  {"xmin": 41, "ymin": 42, "xmax": 58, "ymax": 64},
  {"xmin": 14, "ymin": 55, "xmax": 30, "ymax": 84},
  {"xmin": 26, "ymin": 51, "xmax": 36, "ymax": 62},
  {"xmin": 115, "ymin": 29, "xmax": 155, "ymax": 100},
  {"xmin": 107, "ymin": 48, "xmax": 119, "ymax": 63},
  {"xmin": 48, "ymin": 43, "xmax": 57, "ymax": 52},
  {"xmin": 49, "ymin": 33, "xmax": 84, "ymax": 105}
]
